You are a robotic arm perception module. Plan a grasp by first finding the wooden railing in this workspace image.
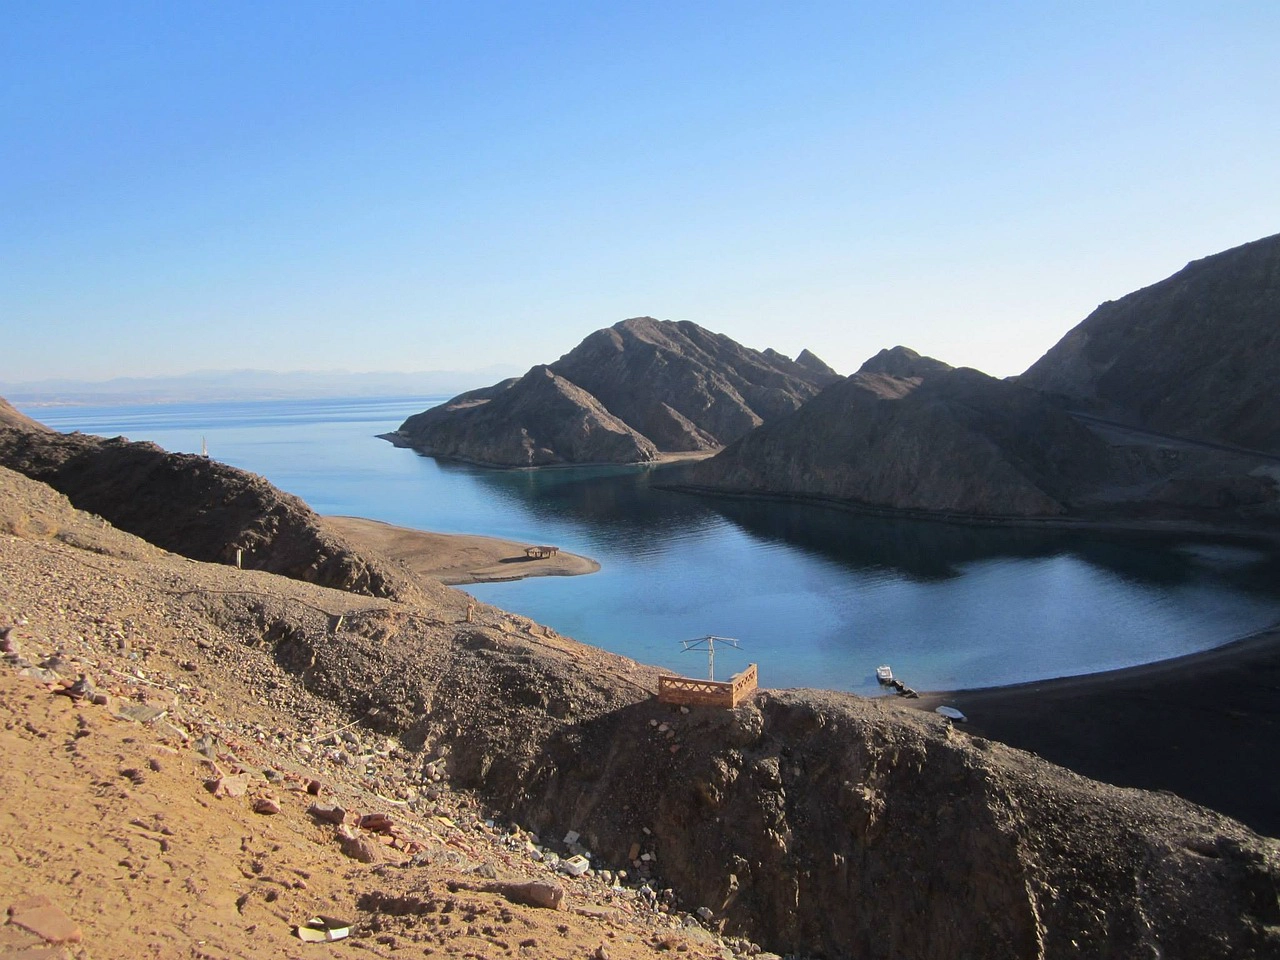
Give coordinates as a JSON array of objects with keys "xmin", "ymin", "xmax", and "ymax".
[{"xmin": 657, "ymin": 663, "xmax": 758, "ymax": 708}]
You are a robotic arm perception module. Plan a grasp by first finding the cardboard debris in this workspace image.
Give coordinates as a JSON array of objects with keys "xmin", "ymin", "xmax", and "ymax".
[{"xmin": 559, "ymin": 854, "xmax": 590, "ymax": 877}]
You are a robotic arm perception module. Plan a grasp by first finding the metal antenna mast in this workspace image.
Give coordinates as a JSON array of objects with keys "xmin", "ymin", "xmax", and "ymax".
[{"xmin": 679, "ymin": 635, "xmax": 741, "ymax": 681}]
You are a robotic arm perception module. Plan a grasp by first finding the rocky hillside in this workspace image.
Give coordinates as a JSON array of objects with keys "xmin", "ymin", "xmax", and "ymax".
[
  {"xmin": 0, "ymin": 414, "xmax": 420, "ymax": 600},
  {"xmin": 1021, "ymin": 232, "xmax": 1280, "ymax": 453},
  {"xmin": 681, "ymin": 239, "xmax": 1280, "ymax": 523},
  {"xmin": 682, "ymin": 356, "xmax": 1127, "ymax": 518},
  {"xmin": 1, "ymin": 463, "xmax": 1277, "ymax": 958},
  {"xmin": 396, "ymin": 366, "xmax": 659, "ymax": 468},
  {"xmin": 391, "ymin": 318, "xmax": 840, "ymax": 466}
]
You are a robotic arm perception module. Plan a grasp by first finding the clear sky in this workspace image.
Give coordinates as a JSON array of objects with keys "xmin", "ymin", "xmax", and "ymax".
[{"xmin": 3, "ymin": 1, "xmax": 1278, "ymax": 382}]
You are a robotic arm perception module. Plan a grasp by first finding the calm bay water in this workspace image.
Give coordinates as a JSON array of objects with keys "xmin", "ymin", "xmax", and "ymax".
[{"xmin": 27, "ymin": 396, "xmax": 1280, "ymax": 695}]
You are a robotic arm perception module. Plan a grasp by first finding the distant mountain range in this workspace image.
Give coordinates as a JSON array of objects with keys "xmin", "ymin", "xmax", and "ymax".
[{"xmin": 0, "ymin": 366, "xmax": 523, "ymax": 405}]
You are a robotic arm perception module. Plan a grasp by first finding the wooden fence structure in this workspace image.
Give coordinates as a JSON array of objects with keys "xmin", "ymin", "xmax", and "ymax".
[{"xmin": 657, "ymin": 663, "xmax": 758, "ymax": 708}]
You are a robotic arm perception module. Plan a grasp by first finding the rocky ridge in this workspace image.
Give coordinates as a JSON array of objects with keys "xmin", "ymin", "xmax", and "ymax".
[
  {"xmin": 1021, "ymin": 232, "xmax": 1280, "ymax": 453},
  {"xmin": 681, "ymin": 231, "xmax": 1280, "ymax": 524},
  {"xmin": 0, "ymin": 425, "xmax": 422, "ymax": 601},
  {"xmin": 392, "ymin": 318, "xmax": 840, "ymax": 466},
  {"xmin": 0, "ymin": 397, "xmax": 50, "ymax": 432},
  {"xmin": 0, "ymin": 444, "xmax": 1277, "ymax": 958},
  {"xmin": 681, "ymin": 358, "xmax": 1142, "ymax": 518}
]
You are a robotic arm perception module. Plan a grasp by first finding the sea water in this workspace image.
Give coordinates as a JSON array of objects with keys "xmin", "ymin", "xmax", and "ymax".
[{"xmin": 26, "ymin": 396, "xmax": 1280, "ymax": 695}]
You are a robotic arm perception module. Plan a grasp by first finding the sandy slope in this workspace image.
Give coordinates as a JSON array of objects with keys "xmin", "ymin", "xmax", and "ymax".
[{"xmin": 0, "ymin": 468, "xmax": 738, "ymax": 960}]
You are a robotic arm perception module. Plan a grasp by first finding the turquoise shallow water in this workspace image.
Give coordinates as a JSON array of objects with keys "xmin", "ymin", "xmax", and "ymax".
[{"xmin": 26, "ymin": 396, "xmax": 1280, "ymax": 695}]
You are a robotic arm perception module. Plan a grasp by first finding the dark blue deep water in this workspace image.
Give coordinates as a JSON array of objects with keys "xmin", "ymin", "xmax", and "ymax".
[{"xmin": 27, "ymin": 397, "xmax": 1280, "ymax": 695}]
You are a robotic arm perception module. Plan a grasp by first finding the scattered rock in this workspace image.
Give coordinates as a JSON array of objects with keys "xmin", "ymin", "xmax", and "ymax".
[
  {"xmin": 54, "ymin": 675, "xmax": 99, "ymax": 702},
  {"xmin": 481, "ymin": 880, "xmax": 564, "ymax": 910},
  {"xmin": 7, "ymin": 895, "xmax": 83, "ymax": 944},
  {"xmin": 252, "ymin": 797, "xmax": 281, "ymax": 815},
  {"xmin": 206, "ymin": 773, "xmax": 250, "ymax": 799},
  {"xmin": 336, "ymin": 826, "xmax": 381, "ymax": 863},
  {"xmin": 109, "ymin": 701, "xmax": 167, "ymax": 724},
  {"xmin": 358, "ymin": 812, "xmax": 393, "ymax": 833},
  {"xmin": 307, "ymin": 802, "xmax": 347, "ymax": 825}
]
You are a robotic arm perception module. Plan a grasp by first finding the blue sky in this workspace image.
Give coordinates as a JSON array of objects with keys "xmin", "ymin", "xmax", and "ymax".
[{"xmin": 3, "ymin": 1, "xmax": 1278, "ymax": 382}]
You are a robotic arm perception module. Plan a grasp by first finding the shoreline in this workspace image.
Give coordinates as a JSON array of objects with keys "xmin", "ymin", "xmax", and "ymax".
[
  {"xmin": 329, "ymin": 502, "xmax": 1280, "ymax": 835},
  {"xmin": 322, "ymin": 516, "xmax": 600, "ymax": 585},
  {"xmin": 906, "ymin": 622, "xmax": 1280, "ymax": 836},
  {"xmin": 377, "ymin": 431, "xmax": 718, "ymax": 470},
  {"xmin": 661, "ymin": 482, "xmax": 1280, "ymax": 545}
]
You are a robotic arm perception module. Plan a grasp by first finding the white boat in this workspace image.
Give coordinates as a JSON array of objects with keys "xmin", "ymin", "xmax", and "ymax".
[{"xmin": 876, "ymin": 664, "xmax": 893, "ymax": 684}]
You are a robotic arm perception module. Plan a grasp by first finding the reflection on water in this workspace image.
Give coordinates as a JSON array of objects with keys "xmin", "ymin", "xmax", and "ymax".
[{"xmin": 30, "ymin": 397, "xmax": 1280, "ymax": 695}]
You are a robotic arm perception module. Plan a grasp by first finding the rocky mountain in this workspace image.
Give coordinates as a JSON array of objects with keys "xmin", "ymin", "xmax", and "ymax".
[
  {"xmin": 683, "ymin": 235, "xmax": 1280, "ymax": 523},
  {"xmin": 395, "ymin": 366, "xmax": 659, "ymax": 467},
  {"xmin": 683, "ymin": 358, "xmax": 1120, "ymax": 517},
  {"xmin": 0, "ymin": 409, "xmax": 420, "ymax": 600},
  {"xmin": 858, "ymin": 344, "xmax": 954, "ymax": 379},
  {"xmin": 1021, "ymin": 232, "xmax": 1280, "ymax": 453},
  {"xmin": 391, "ymin": 317, "xmax": 841, "ymax": 466},
  {"xmin": 2, "ymin": 462, "xmax": 1278, "ymax": 958},
  {"xmin": 794, "ymin": 347, "xmax": 840, "ymax": 378}
]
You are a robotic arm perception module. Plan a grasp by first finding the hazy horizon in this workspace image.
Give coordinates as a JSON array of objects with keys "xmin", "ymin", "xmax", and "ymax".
[{"xmin": 0, "ymin": 365, "xmax": 524, "ymax": 405}]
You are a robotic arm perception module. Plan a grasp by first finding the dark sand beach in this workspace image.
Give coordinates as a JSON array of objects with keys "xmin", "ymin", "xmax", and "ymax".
[
  {"xmin": 913, "ymin": 624, "xmax": 1280, "ymax": 836},
  {"xmin": 322, "ymin": 516, "xmax": 600, "ymax": 585}
]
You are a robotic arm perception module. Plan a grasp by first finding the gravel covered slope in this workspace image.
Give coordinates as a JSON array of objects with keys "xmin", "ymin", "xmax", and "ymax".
[{"xmin": 3, "ymin": 465, "xmax": 1276, "ymax": 958}]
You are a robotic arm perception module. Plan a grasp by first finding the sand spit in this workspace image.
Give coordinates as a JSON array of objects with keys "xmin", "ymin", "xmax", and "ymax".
[{"xmin": 323, "ymin": 516, "xmax": 600, "ymax": 585}]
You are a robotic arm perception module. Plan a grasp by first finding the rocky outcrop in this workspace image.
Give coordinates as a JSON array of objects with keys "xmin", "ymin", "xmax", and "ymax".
[
  {"xmin": 0, "ymin": 398, "xmax": 49, "ymax": 432},
  {"xmin": 795, "ymin": 347, "xmax": 840, "ymax": 378},
  {"xmin": 396, "ymin": 366, "xmax": 659, "ymax": 467},
  {"xmin": 682, "ymin": 362, "xmax": 1119, "ymax": 517},
  {"xmin": 0, "ymin": 415, "xmax": 420, "ymax": 600},
  {"xmin": 392, "ymin": 318, "xmax": 841, "ymax": 466},
  {"xmin": 1021, "ymin": 232, "xmax": 1280, "ymax": 453}
]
